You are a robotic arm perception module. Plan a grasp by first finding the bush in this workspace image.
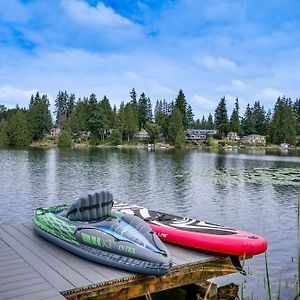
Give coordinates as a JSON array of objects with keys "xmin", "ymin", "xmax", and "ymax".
[
  {"xmin": 89, "ymin": 134, "xmax": 100, "ymax": 146},
  {"xmin": 58, "ymin": 130, "xmax": 72, "ymax": 147},
  {"xmin": 111, "ymin": 129, "xmax": 122, "ymax": 145}
]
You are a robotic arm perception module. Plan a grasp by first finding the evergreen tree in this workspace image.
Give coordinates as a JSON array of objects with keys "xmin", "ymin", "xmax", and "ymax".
[
  {"xmin": 100, "ymin": 95, "xmax": 114, "ymax": 130},
  {"xmin": 145, "ymin": 122, "xmax": 161, "ymax": 144},
  {"xmin": 146, "ymin": 97, "xmax": 153, "ymax": 123},
  {"xmin": 214, "ymin": 97, "xmax": 229, "ymax": 138},
  {"xmin": 0, "ymin": 119, "xmax": 8, "ymax": 145},
  {"xmin": 155, "ymin": 100, "xmax": 169, "ymax": 138},
  {"xmin": 111, "ymin": 129, "xmax": 121, "ymax": 145},
  {"xmin": 137, "ymin": 92, "xmax": 148, "ymax": 130},
  {"xmin": 175, "ymin": 89, "xmax": 188, "ymax": 128},
  {"xmin": 67, "ymin": 93, "xmax": 75, "ymax": 119},
  {"xmin": 54, "ymin": 91, "xmax": 68, "ymax": 126},
  {"xmin": 87, "ymin": 94, "xmax": 103, "ymax": 137},
  {"xmin": 58, "ymin": 129, "xmax": 72, "ymax": 147},
  {"xmin": 168, "ymin": 107, "xmax": 184, "ymax": 142},
  {"xmin": 0, "ymin": 105, "xmax": 7, "ymax": 121},
  {"xmin": 207, "ymin": 113, "xmax": 214, "ymax": 129},
  {"xmin": 112, "ymin": 105, "xmax": 118, "ymax": 128},
  {"xmin": 68, "ymin": 98, "xmax": 89, "ymax": 133},
  {"xmin": 201, "ymin": 116, "xmax": 207, "ymax": 129},
  {"xmin": 241, "ymin": 104, "xmax": 255, "ymax": 135},
  {"xmin": 229, "ymin": 97, "xmax": 241, "ymax": 134},
  {"xmin": 123, "ymin": 103, "xmax": 138, "ymax": 141},
  {"xmin": 293, "ymin": 99, "xmax": 300, "ymax": 134},
  {"xmin": 269, "ymin": 97, "xmax": 296, "ymax": 144},
  {"xmin": 193, "ymin": 118, "xmax": 201, "ymax": 129},
  {"xmin": 5, "ymin": 109, "xmax": 30, "ymax": 146},
  {"xmin": 27, "ymin": 92, "xmax": 52, "ymax": 140},
  {"xmin": 186, "ymin": 104, "xmax": 194, "ymax": 128},
  {"xmin": 252, "ymin": 101, "xmax": 267, "ymax": 135}
]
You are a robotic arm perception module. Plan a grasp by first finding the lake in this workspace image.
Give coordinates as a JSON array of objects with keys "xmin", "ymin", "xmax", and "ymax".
[{"xmin": 0, "ymin": 147, "xmax": 299, "ymax": 299}]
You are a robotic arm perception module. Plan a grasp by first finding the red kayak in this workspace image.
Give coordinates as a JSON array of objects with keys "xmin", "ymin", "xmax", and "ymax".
[{"xmin": 112, "ymin": 202, "xmax": 267, "ymax": 256}]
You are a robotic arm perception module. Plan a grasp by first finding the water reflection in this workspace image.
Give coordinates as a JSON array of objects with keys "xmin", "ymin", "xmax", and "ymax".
[{"xmin": 0, "ymin": 147, "xmax": 299, "ymax": 299}]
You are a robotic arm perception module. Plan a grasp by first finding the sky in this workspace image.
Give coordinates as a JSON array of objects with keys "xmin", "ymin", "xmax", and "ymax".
[{"xmin": 1, "ymin": 0, "xmax": 300, "ymax": 119}]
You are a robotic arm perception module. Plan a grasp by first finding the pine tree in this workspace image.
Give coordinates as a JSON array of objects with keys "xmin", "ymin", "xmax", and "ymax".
[
  {"xmin": 123, "ymin": 103, "xmax": 138, "ymax": 141},
  {"xmin": 155, "ymin": 100, "xmax": 169, "ymax": 138},
  {"xmin": 168, "ymin": 107, "xmax": 184, "ymax": 143},
  {"xmin": 252, "ymin": 101, "xmax": 267, "ymax": 135},
  {"xmin": 175, "ymin": 89, "xmax": 188, "ymax": 129},
  {"xmin": 229, "ymin": 97, "xmax": 241, "ymax": 134},
  {"xmin": 293, "ymin": 99, "xmax": 300, "ymax": 134},
  {"xmin": 87, "ymin": 94, "xmax": 103, "ymax": 138},
  {"xmin": 100, "ymin": 95, "xmax": 114, "ymax": 130},
  {"xmin": 214, "ymin": 97, "xmax": 229, "ymax": 138},
  {"xmin": 241, "ymin": 104, "xmax": 255, "ymax": 135},
  {"xmin": 269, "ymin": 97, "xmax": 296, "ymax": 144},
  {"xmin": 54, "ymin": 91, "xmax": 68, "ymax": 126},
  {"xmin": 145, "ymin": 122, "xmax": 161, "ymax": 144},
  {"xmin": 186, "ymin": 104, "xmax": 194, "ymax": 128},
  {"xmin": 137, "ymin": 92, "xmax": 148, "ymax": 130},
  {"xmin": 28, "ymin": 92, "xmax": 52, "ymax": 140},
  {"xmin": 207, "ymin": 113, "xmax": 214, "ymax": 129},
  {"xmin": 6, "ymin": 109, "xmax": 30, "ymax": 146}
]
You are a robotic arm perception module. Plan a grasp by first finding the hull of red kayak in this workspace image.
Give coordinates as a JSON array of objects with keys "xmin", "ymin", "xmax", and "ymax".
[{"xmin": 112, "ymin": 202, "xmax": 267, "ymax": 256}]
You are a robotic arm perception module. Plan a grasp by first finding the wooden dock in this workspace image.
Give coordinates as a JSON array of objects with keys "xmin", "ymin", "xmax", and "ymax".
[{"xmin": 0, "ymin": 223, "xmax": 238, "ymax": 300}]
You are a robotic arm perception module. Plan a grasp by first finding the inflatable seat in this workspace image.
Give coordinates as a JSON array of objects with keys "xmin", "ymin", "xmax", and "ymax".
[{"xmin": 67, "ymin": 190, "xmax": 113, "ymax": 221}]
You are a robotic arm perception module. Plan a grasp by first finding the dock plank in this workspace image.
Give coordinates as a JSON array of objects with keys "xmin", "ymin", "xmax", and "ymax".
[
  {"xmin": 3, "ymin": 224, "xmax": 92, "ymax": 289},
  {"xmin": 0, "ymin": 282, "xmax": 53, "ymax": 300},
  {"xmin": 21, "ymin": 223, "xmax": 130, "ymax": 283},
  {"xmin": 0, "ymin": 226, "xmax": 74, "ymax": 292},
  {"xmin": 0, "ymin": 272, "xmax": 40, "ymax": 285},
  {"xmin": 0, "ymin": 222, "xmax": 239, "ymax": 300},
  {"xmin": 0, "ymin": 275, "xmax": 46, "ymax": 293}
]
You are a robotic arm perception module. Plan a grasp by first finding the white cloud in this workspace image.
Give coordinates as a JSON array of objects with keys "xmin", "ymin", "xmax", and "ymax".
[
  {"xmin": 0, "ymin": 85, "xmax": 37, "ymax": 108},
  {"xmin": 191, "ymin": 95, "xmax": 216, "ymax": 110},
  {"xmin": 256, "ymin": 88, "xmax": 284, "ymax": 102},
  {"xmin": 216, "ymin": 79, "xmax": 249, "ymax": 93},
  {"xmin": 194, "ymin": 55, "xmax": 237, "ymax": 71},
  {"xmin": 231, "ymin": 79, "xmax": 248, "ymax": 91},
  {"xmin": 62, "ymin": 0, "xmax": 133, "ymax": 27}
]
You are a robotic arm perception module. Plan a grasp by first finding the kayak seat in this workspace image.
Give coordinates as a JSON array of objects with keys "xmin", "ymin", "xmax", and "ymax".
[{"xmin": 67, "ymin": 190, "xmax": 113, "ymax": 221}]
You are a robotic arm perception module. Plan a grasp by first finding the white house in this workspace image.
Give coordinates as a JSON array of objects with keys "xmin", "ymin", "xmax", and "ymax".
[{"xmin": 240, "ymin": 134, "xmax": 266, "ymax": 144}]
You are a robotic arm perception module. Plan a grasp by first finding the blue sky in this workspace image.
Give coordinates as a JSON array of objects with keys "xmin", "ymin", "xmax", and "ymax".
[{"xmin": 1, "ymin": 0, "xmax": 300, "ymax": 118}]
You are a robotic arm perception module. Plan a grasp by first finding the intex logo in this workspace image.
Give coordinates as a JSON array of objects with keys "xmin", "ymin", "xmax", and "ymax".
[{"xmin": 157, "ymin": 232, "xmax": 168, "ymax": 238}]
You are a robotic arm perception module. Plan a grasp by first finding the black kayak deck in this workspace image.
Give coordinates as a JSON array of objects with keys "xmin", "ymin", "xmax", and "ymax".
[{"xmin": 0, "ymin": 222, "xmax": 239, "ymax": 300}]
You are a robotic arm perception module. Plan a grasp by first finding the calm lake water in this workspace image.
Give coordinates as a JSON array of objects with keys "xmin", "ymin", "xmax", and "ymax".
[{"xmin": 0, "ymin": 147, "xmax": 299, "ymax": 299}]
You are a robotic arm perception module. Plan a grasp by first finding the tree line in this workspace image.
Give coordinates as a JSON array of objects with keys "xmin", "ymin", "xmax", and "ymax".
[{"xmin": 0, "ymin": 88, "xmax": 300, "ymax": 147}]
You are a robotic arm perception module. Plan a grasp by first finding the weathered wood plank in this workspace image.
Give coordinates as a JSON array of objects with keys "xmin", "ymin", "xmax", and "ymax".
[
  {"xmin": 11, "ymin": 291, "xmax": 65, "ymax": 300},
  {"xmin": 0, "ymin": 251, "xmax": 20, "ymax": 262},
  {"xmin": 166, "ymin": 244, "xmax": 219, "ymax": 263},
  {"xmin": 0, "ymin": 238, "xmax": 8, "ymax": 248},
  {"xmin": 20, "ymin": 223, "xmax": 127, "ymax": 283},
  {"xmin": 63, "ymin": 256, "xmax": 237, "ymax": 300},
  {"xmin": 0, "ymin": 226, "xmax": 74, "ymax": 292},
  {"xmin": 0, "ymin": 282, "xmax": 52, "ymax": 300},
  {"xmin": 0, "ymin": 275, "xmax": 46, "ymax": 293},
  {"xmin": 0, "ymin": 257, "xmax": 24, "ymax": 267},
  {"xmin": 0, "ymin": 272, "xmax": 40, "ymax": 285},
  {"xmin": 3, "ymin": 224, "xmax": 92, "ymax": 289},
  {"xmin": 0, "ymin": 261, "xmax": 31, "ymax": 274},
  {"xmin": 0, "ymin": 265, "xmax": 34, "ymax": 279}
]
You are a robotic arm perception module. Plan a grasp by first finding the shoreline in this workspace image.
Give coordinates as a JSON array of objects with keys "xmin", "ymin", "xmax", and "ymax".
[{"xmin": 25, "ymin": 140, "xmax": 300, "ymax": 152}]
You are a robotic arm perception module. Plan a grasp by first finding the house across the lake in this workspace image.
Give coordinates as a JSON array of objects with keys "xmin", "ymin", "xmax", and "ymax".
[
  {"xmin": 134, "ymin": 129, "xmax": 150, "ymax": 140},
  {"xmin": 185, "ymin": 129, "xmax": 217, "ymax": 142},
  {"xmin": 50, "ymin": 127, "xmax": 61, "ymax": 137},
  {"xmin": 240, "ymin": 134, "xmax": 266, "ymax": 144},
  {"xmin": 226, "ymin": 132, "xmax": 240, "ymax": 141}
]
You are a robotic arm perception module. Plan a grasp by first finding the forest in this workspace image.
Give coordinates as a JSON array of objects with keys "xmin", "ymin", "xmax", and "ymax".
[{"xmin": 0, "ymin": 88, "xmax": 299, "ymax": 147}]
